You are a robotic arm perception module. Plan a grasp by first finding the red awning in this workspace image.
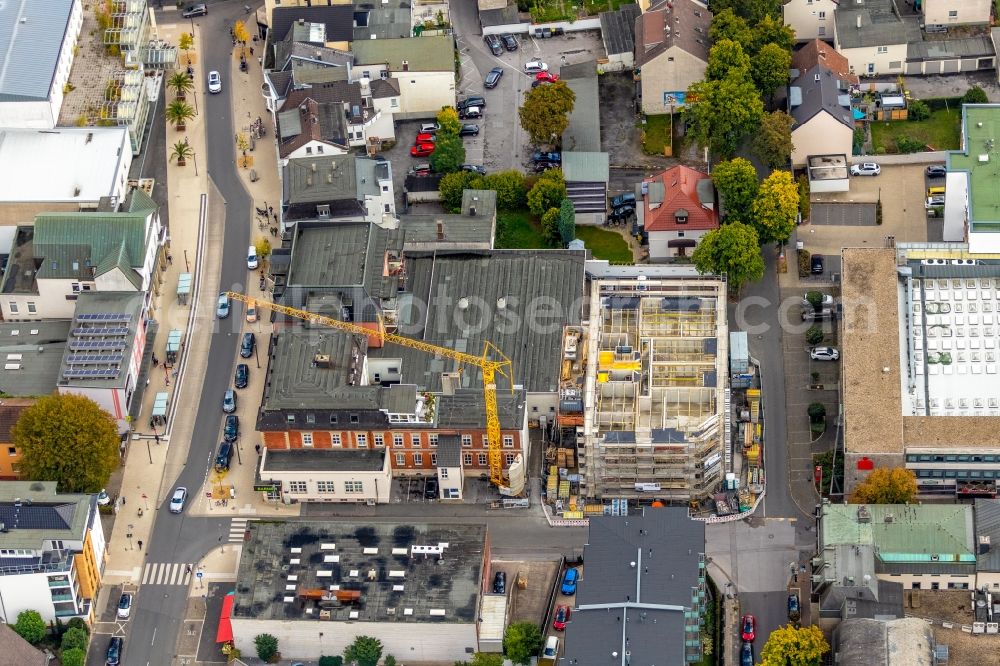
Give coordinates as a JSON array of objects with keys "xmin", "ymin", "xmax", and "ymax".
[{"xmin": 216, "ymin": 592, "xmax": 235, "ymax": 643}]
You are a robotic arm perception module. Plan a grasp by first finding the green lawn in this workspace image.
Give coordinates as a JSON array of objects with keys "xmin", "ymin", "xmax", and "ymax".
[
  {"xmin": 869, "ymin": 108, "xmax": 962, "ymax": 154},
  {"xmin": 496, "ymin": 210, "xmax": 546, "ymax": 249},
  {"xmin": 575, "ymin": 226, "xmax": 633, "ymax": 263},
  {"xmin": 642, "ymin": 114, "xmax": 674, "ymax": 156}
]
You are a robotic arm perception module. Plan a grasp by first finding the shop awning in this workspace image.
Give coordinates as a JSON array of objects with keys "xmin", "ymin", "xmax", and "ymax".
[{"xmin": 216, "ymin": 591, "xmax": 235, "ymax": 643}]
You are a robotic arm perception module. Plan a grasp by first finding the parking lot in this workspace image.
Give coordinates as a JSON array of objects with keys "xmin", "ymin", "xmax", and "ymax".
[{"xmin": 491, "ymin": 558, "xmax": 562, "ymax": 627}]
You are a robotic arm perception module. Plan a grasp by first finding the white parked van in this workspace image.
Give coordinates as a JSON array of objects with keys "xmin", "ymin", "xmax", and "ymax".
[{"xmin": 247, "ymin": 245, "xmax": 259, "ymax": 270}]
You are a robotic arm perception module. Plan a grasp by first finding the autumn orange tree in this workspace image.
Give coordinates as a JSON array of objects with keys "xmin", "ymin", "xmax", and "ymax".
[
  {"xmin": 760, "ymin": 624, "xmax": 829, "ymax": 666},
  {"xmin": 851, "ymin": 467, "xmax": 918, "ymax": 504},
  {"xmin": 751, "ymin": 169, "xmax": 799, "ymax": 244}
]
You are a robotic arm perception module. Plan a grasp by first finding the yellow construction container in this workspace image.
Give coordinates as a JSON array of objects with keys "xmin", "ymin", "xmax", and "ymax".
[
  {"xmin": 563, "ymin": 511, "xmax": 585, "ymax": 520},
  {"xmin": 598, "ymin": 372, "xmax": 609, "ymax": 383},
  {"xmin": 746, "ymin": 444, "xmax": 761, "ymax": 464}
]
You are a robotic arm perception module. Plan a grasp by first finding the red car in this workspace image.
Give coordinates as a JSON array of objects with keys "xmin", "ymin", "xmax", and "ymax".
[
  {"xmin": 740, "ymin": 614, "xmax": 756, "ymax": 642},
  {"xmin": 410, "ymin": 142, "xmax": 435, "ymax": 157},
  {"xmin": 535, "ymin": 71, "xmax": 560, "ymax": 83},
  {"xmin": 415, "ymin": 132, "xmax": 436, "ymax": 143},
  {"xmin": 553, "ymin": 604, "xmax": 570, "ymax": 631}
]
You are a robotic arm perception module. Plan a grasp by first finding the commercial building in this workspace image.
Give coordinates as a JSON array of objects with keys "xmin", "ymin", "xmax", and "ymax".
[
  {"xmin": 229, "ymin": 520, "xmax": 487, "ymax": 662},
  {"xmin": 840, "ymin": 246, "xmax": 1000, "ymax": 496},
  {"xmin": 0, "ymin": 481, "xmax": 105, "ymax": 624},
  {"xmin": 258, "ymin": 448, "xmax": 392, "ymax": 504},
  {"xmin": 563, "ymin": 508, "xmax": 707, "ymax": 664},
  {"xmin": 946, "ymin": 104, "xmax": 1000, "ymax": 252},
  {"xmin": 833, "ymin": 618, "xmax": 938, "ymax": 666},
  {"xmin": 281, "ymin": 155, "xmax": 395, "ymax": 226},
  {"xmin": 350, "ymin": 36, "xmax": 456, "ymax": 118},
  {"xmin": 974, "ymin": 498, "xmax": 1000, "ymax": 589},
  {"xmin": 577, "ymin": 271, "xmax": 728, "ymax": 501}
]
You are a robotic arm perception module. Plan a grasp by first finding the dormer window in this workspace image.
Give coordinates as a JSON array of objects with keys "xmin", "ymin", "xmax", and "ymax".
[{"xmin": 674, "ymin": 208, "xmax": 689, "ymax": 225}]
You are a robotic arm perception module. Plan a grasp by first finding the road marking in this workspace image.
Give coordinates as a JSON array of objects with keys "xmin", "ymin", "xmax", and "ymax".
[
  {"xmin": 229, "ymin": 518, "xmax": 252, "ymax": 542},
  {"xmin": 141, "ymin": 562, "xmax": 193, "ymax": 586}
]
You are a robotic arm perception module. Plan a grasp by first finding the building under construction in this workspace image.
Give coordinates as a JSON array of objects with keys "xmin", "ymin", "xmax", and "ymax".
[{"xmin": 571, "ymin": 272, "xmax": 729, "ymax": 502}]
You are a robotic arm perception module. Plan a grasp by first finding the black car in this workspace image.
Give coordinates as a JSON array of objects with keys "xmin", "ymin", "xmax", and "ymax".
[
  {"xmin": 532, "ymin": 150, "xmax": 561, "ymax": 164},
  {"xmin": 234, "ymin": 363, "xmax": 249, "ymax": 389},
  {"xmin": 811, "ymin": 254, "xmax": 825, "ymax": 274},
  {"xmin": 424, "ymin": 476, "xmax": 439, "ymax": 499},
  {"xmin": 224, "ymin": 414, "xmax": 239, "ymax": 442},
  {"xmin": 215, "ymin": 441, "xmax": 234, "ymax": 472},
  {"xmin": 741, "ymin": 642, "xmax": 754, "ymax": 666},
  {"xmin": 461, "ymin": 164, "xmax": 487, "ymax": 175},
  {"xmin": 501, "ymin": 33, "xmax": 518, "ymax": 51},
  {"xmin": 458, "ymin": 96, "xmax": 486, "ymax": 110},
  {"xmin": 485, "ymin": 67, "xmax": 504, "ymax": 89},
  {"xmin": 493, "ymin": 570, "xmax": 507, "ymax": 594},
  {"xmin": 608, "ymin": 206, "xmax": 634, "ymax": 224},
  {"xmin": 459, "ymin": 106, "xmax": 482, "ymax": 120},
  {"xmin": 788, "ymin": 593, "xmax": 801, "ymax": 622},
  {"xmin": 611, "ymin": 192, "xmax": 636, "ymax": 208},
  {"xmin": 532, "ymin": 161, "xmax": 557, "ymax": 173},
  {"xmin": 240, "ymin": 332, "xmax": 255, "ymax": 358},
  {"xmin": 926, "ymin": 165, "xmax": 947, "ymax": 178},
  {"xmin": 106, "ymin": 637, "xmax": 123, "ymax": 666},
  {"xmin": 484, "ymin": 34, "xmax": 503, "ymax": 56},
  {"xmin": 459, "ymin": 124, "xmax": 480, "ymax": 137}
]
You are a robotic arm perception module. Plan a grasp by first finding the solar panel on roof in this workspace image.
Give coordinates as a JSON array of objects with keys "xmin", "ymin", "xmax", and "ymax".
[
  {"xmin": 76, "ymin": 312, "xmax": 132, "ymax": 323},
  {"xmin": 65, "ymin": 353, "xmax": 125, "ymax": 365},
  {"xmin": 68, "ymin": 340, "xmax": 127, "ymax": 351},
  {"xmin": 62, "ymin": 368, "xmax": 119, "ymax": 379},
  {"xmin": 71, "ymin": 327, "xmax": 129, "ymax": 336}
]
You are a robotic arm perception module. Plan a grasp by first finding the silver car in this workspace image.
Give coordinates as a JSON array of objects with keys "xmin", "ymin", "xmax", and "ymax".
[
  {"xmin": 217, "ymin": 293, "xmax": 231, "ymax": 319},
  {"xmin": 207, "ymin": 70, "xmax": 222, "ymax": 94},
  {"xmin": 169, "ymin": 487, "xmax": 187, "ymax": 513},
  {"xmin": 810, "ymin": 346, "xmax": 840, "ymax": 361}
]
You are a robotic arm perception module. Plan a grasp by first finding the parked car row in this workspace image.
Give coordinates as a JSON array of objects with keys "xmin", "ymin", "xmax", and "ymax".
[{"xmin": 740, "ymin": 614, "xmax": 755, "ymax": 665}]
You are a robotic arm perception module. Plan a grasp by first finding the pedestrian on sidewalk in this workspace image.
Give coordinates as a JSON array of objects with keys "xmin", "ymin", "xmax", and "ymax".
[
  {"xmin": 250, "ymin": 46, "xmax": 254, "ymax": 56},
  {"xmin": 167, "ymin": 253, "xmax": 173, "ymax": 265},
  {"xmin": 137, "ymin": 540, "xmax": 143, "ymax": 551},
  {"xmin": 121, "ymin": 496, "xmax": 126, "ymax": 505},
  {"xmin": 255, "ymin": 444, "xmax": 261, "ymax": 455}
]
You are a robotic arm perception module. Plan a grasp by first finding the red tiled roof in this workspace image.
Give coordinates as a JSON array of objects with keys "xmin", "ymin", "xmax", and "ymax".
[
  {"xmin": 792, "ymin": 39, "xmax": 859, "ymax": 85},
  {"xmin": 642, "ymin": 165, "xmax": 719, "ymax": 232},
  {"xmin": 0, "ymin": 400, "xmax": 34, "ymax": 442}
]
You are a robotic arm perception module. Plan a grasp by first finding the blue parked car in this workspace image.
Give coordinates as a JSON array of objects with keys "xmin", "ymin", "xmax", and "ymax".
[{"xmin": 560, "ymin": 568, "xmax": 579, "ymax": 595}]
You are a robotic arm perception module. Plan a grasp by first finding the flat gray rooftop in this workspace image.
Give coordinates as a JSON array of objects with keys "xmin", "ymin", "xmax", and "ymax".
[
  {"xmin": 233, "ymin": 520, "xmax": 486, "ymax": 623},
  {"xmin": 0, "ymin": 320, "xmax": 71, "ymax": 396},
  {"xmin": 261, "ymin": 448, "xmax": 386, "ymax": 472},
  {"xmin": 0, "ymin": 0, "xmax": 75, "ymax": 102}
]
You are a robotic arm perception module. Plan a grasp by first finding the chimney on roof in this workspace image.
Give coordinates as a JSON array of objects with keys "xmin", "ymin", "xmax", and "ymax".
[
  {"xmin": 436, "ymin": 220, "xmax": 444, "ymax": 240},
  {"xmin": 980, "ymin": 535, "xmax": 992, "ymax": 555},
  {"xmin": 856, "ymin": 15, "xmax": 861, "ymax": 29},
  {"xmin": 368, "ymin": 568, "xmax": 377, "ymax": 580},
  {"xmin": 401, "ymin": 60, "xmax": 409, "ymax": 71}
]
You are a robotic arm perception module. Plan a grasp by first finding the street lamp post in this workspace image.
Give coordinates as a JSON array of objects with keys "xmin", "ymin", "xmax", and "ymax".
[
  {"xmin": 254, "ymin": 339, "xmax": 260, "ymax": 369},
  {"xmin": 126, "ymin": 525, "xmax": 134, "ymax": 551},
  {"xmin": 192, "ymin": 151, "xmax": 199, "ymax": 176},
  {"xmin": 145, "ymin": 437, "xmax": 153, "ymax": 465},
  {"xmin": 236, "ymin": 435, "xmax": 243, "ymax": 466}
]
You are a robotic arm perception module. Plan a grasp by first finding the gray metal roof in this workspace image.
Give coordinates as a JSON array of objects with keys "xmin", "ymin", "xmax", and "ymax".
[
  {"xmin": 479, "ymin": 5, "xmax": 520, "ymax": 27},
  {"xmin": 564, "ymin": 509, "xmax": 705, "ymax": 666},
  {"xmin": 436, "ymin": 434, "xmax": 462, "ymax": 466},
  {"xmin": 271, "ymin": 6, "xmax": 356, "ymax": 43},
  {"xmin": 0, "ymin": 0, "xmax": 77, "ymax": 102},
  {"xmin": 562, "ymin": 64, "xmax": 602, "ymax": 153},
  {"xmin": 975, "ymin": 499, "xmax": 1000, "ymax": 572},
  {"xmin": 0, "ymin": 481, "xmax": 95, "ymax": 551},
  {"xmin": 286, "ymin": 222, "xmax": 377, "ymax": 287},
  {"xmin": 600, "ymin": 4, "xmax": 640, "ymax": 57},
  {"xmin": 789, "ymin": 65, "xmax": 854, "ymax": 130},
  {"xmin": 907, "ymin": 35, "xmax": 995, "ymax": 61},
  {"xmin": 436, "ymin": 389, "xmax": 525, "ymax": 429},
  {"xmin": 353, "ymin": 5, "xmax": 412, "ymax": 41},
  {"xmin": 0, "ymin": 320, "xmax": 71, "ymax": 397},
  {"xmin": 285, "ymin": 155, "xmax": 362, "ymax": 204},
  {"xmin": 834, "ymin": 0, "xmax": 921, "ymax": 50},
  {"xmin": 564, "ymin": 152, "xmax": 610, "ymax": 183},
  {"xmin": 261, "ymin": 448, "xmax": 386, "ymax": 472}
]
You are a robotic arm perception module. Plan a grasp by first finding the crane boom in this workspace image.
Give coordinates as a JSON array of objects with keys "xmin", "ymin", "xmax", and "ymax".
[{"xmin": 226, "ymin": 292, "xmax": 515, "ymax": 488}]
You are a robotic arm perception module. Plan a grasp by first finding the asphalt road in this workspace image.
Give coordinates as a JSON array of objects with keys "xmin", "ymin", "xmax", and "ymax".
[{"xmin": 114, "ymin": 3, "xmax": 254, "ymax": 665}]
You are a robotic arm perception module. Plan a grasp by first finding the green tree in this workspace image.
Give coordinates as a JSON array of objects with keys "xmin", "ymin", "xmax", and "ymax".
[
  {"xmin": 319, "ymin": 657, "xmax": 344, "ymax": 666},
  {"xmin": 541, "ymin": 207, "xmax": 561, "ymax": 247},
  {"xmin": 170, "ymin": 140, "xmax": 193, "ymax": 165},
  {"xmin": 61, "ymin": 648, "xmax": 86, "ymax": 666},
  {"xmin": 384, "ymin": 656, "xmax": 397, "ymax": 666},
  {"xmin": 797, "ymin": 173, "xmax": 811, "ymax": 220},
  {"xmin": 751, "ymin": 42, "xmax": 791, "ymax": 101},
  {"xmin": 178, "ymin": 31, "xmax": 193, "ymax": 56},
  {"xmin": 481, "ymin": 170, "xmax": 527, "ymax": 211},
  {"xmin": 705, "ymin": 39, "xmax": 750, "ymax": 81},
  {"xmin": 61, "ymin": 626, "xmax": 89, "ymax": 652},
  {"xmin": 167, "ymin": 71, "xmax": 193, "ymax": 99},
  {"xmin": 850, "ymin": 467, "xmax": 918, "ymax": 504},
  {"xmin": 66, "ymin": 618, "xmax": 89, "ymax": 636},
  {"xmin": 808, "ymin": 402, "xmax": 826, "ymax": 423},
  {"xmin": 751, "ymin": 170, "xmax": 799, "ymax": 243},
  {"xmin": 165, "ymin": 99, "xmax": 195, "ymax": 130},
  {"xmin": 751, "ymin": 110, "xmax": 795, "ymax": 169},
  {"xmin": 437, "ymin": 106, "xmax": 461, "ymax": 134},
  {"xmin": 709, "ymin": 0, "xmax": 780, "ymax": 25},
  {"xmin": 685, "ymin": 72, "xmax": 763, "ymax": 157},
  {"xmin": 691, "ymin": 221, "xmax": 765, "ymax": 292},
  {"xmin": 712, "ymin": 158, "xmax": 759, "ymax": 224},
  {"xmin": 468, "ymin": 654, "xmax": 504, "ymax": 666},
  {"xmin": 907, "ymin": 99, "xmax": 930, "ymax": 121},
  {"xmin": 254, "ymin": 633, "xmax": 279, "ymax": 662},
  {"xmin": 760, "ymin": 624, "xmax": 829, "ymax": 666},
  {"xmin": 963, "ymin": 86, "xmax": 989, "ymax": 104},
  {"xmin": 709, "ymin": 8, "xmax": 752, "ymax": 46},
  {"xmin": 439, "ymin": 170, "xmax": 482, "ymax": 212},
  {"xmin": 805, "ymin": 325, "xmax": 824, "ymax": 345},
  {"xmin": 13, "ymin": 394, "xmax": 119, "ymax": 493},
  {"xmin": 804, "ymin": 291, "xmax": 826, "ymax": 311},
  {"xmin": 751, "ymin": 14, "xmax": 796, "ymax": 54},
  {"xmin": 429, "ymin": 132, "xmax": 466, "ymax": 174},
  {"xmin": 559, "ymin": 199, "xmax": 576, "ymax": 246},
  {"xmin": 504, "ymin": 621, "xmax": 544, "ymax": 665},
  {"xmin": 13, "ymin": 610, "xmax": 46, "ymax": 644},
  {"xmin": 518, "ymin": 80, "xmax": 576, "ymax": 145},
  {"xmin": 344, "ymin": 635, "xmax": 383, "ymax": 666},
  {"xmin": 527, "ymin": 170, "xmax": 566, "ymax": 217}
]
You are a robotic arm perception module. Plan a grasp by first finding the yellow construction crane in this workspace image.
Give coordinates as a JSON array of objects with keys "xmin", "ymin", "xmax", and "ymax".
[{"xmin": 226, "ymin": 292, "xmax": 516, "ymax": 489}]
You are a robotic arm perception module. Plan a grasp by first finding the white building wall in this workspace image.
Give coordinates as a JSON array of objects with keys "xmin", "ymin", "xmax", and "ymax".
[
  {"xmin": 924, "ymin": 0, "xmax": 991, "ymax": 25},
  {"xmin": 791, "ymin": 114, "xmax": 854, "ymax": 167},
  {"xmin": 647, "ymin": 228, "xmax": 710, "ymax": 261},
  {"xmin": 265, "ymin": 454, "xmax": 393, "ymax": 503},
  {"xmin": 58, "ymin": 385, "xmax": 127, "ymax": 421},
  {"xmin": 878, "ymin": 572, "xmax": 975, "ymax": 589},
  {"xmin": 0, "ymin": 572, "xmax": 56, "ymax": 623},
  {"xmin": 838, "ymin": 43, "xmax": 908, "ymax": 76},
  {"xmin": 438, "ymin": 465, "xmax": 464, "ymax": 499},
  {"xmin": 1, "ymin": 278, "xmax": 76, "ymax": 320},
  {"xmin": 371, "ymin": 97, "xmax": 399, "ymax": 142},
  {"xmin": 282, "ymin": 141, "xmax": 349, "ymax": 166},
  {"xmin": 89, "ymin": 512, "xmax": 107, "ymax": 574},
  {"xmin": 230, "ymin": 619, "xmax": 477, "ymax": 661},
  {"xmin": 390, "ymin": 71, "xmax": 456, "ymax": 117},
  {"xmin": 783, "ymin": 0, "xmax": 838, "ymax": 41}
]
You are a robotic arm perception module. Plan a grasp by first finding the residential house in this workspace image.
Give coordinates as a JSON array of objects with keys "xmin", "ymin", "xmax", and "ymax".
[
  {"xmin": 788, "ymin": 65, "xmax": 855, "ymax": 167},
  {"xmin": 281, "ymin": 155, "xmax": 395, "ymax": 226},
  {"xmin": 0, "ymin": 399, "xmax": 39, "ymax": 480},
  {"xmin": 270, "ymin": 8, "xmax": 356, "ymax": 53},
  {"xmin": 639, "ymin": 165, "xmax": 719, "ymax": 260},
  {"xmin": 792, "ymin": 39, "xmax": 860, "ymax": 85},
  {"xmin": 0, "ymin": 0, "xmax": 83, "ymax": 129},
  {"xmin": 834, "ymin": 0, "xmax": 921, "ymax": 77},
  {"xmin": 351, "ymin": 36, "xmax": 456, "ymax": 118},
  {"xmin": 276, "ymin": 97, "xmax": 350, "ymax": 164},
  {"xmin": 783, "ymin": 0, "xmax": 838, "ymax": 42},
  {"xmin": 563, "ymin": 509, "xmax": 707, "ymax": 664},
  {"xmin": 600, "ymin": 4, "xmax": 641, "ymax": 71},
  {"xmin": 0, "ymin": 188, "xmax": 163, "ymax": 320},
  {"xmin": 815, "ymin": 502, "xmax": 978, "ymax": 592},
  {"xmin": 0, "ymin": 624, "xmax": 48, "ymax": 666},
  {"xmin": 634, "ymin": 0, "xmax": 712, "ymax": 116},
  {"xmin": 923, "ymin": 0, "xmax": 990, "ymax": 27},
  {"xmin": 0, "ymin": 128, "xmax": 132, "ymax": 226},
  {"xmin": 229, "ymin": 521, "xmax": 487, "ymax": 661},
  {"xmin": 0, "ymin": 481, "xmax": 106, "ymax": 624}
]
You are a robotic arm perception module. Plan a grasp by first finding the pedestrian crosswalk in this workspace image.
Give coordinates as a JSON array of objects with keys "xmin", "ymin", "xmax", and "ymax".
[
  {"xmin": 229, "ymin": 518, "xmax": 252, "ymax": 542},
  {"xmin": 141, "ymin": 562, "xmax": 193, "ymax": 587}
]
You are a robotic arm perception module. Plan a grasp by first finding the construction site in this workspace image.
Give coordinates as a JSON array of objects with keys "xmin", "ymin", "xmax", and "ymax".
[{"xmin": 543, "ymin": 274, "xmax": 735, "ymax": 515}]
